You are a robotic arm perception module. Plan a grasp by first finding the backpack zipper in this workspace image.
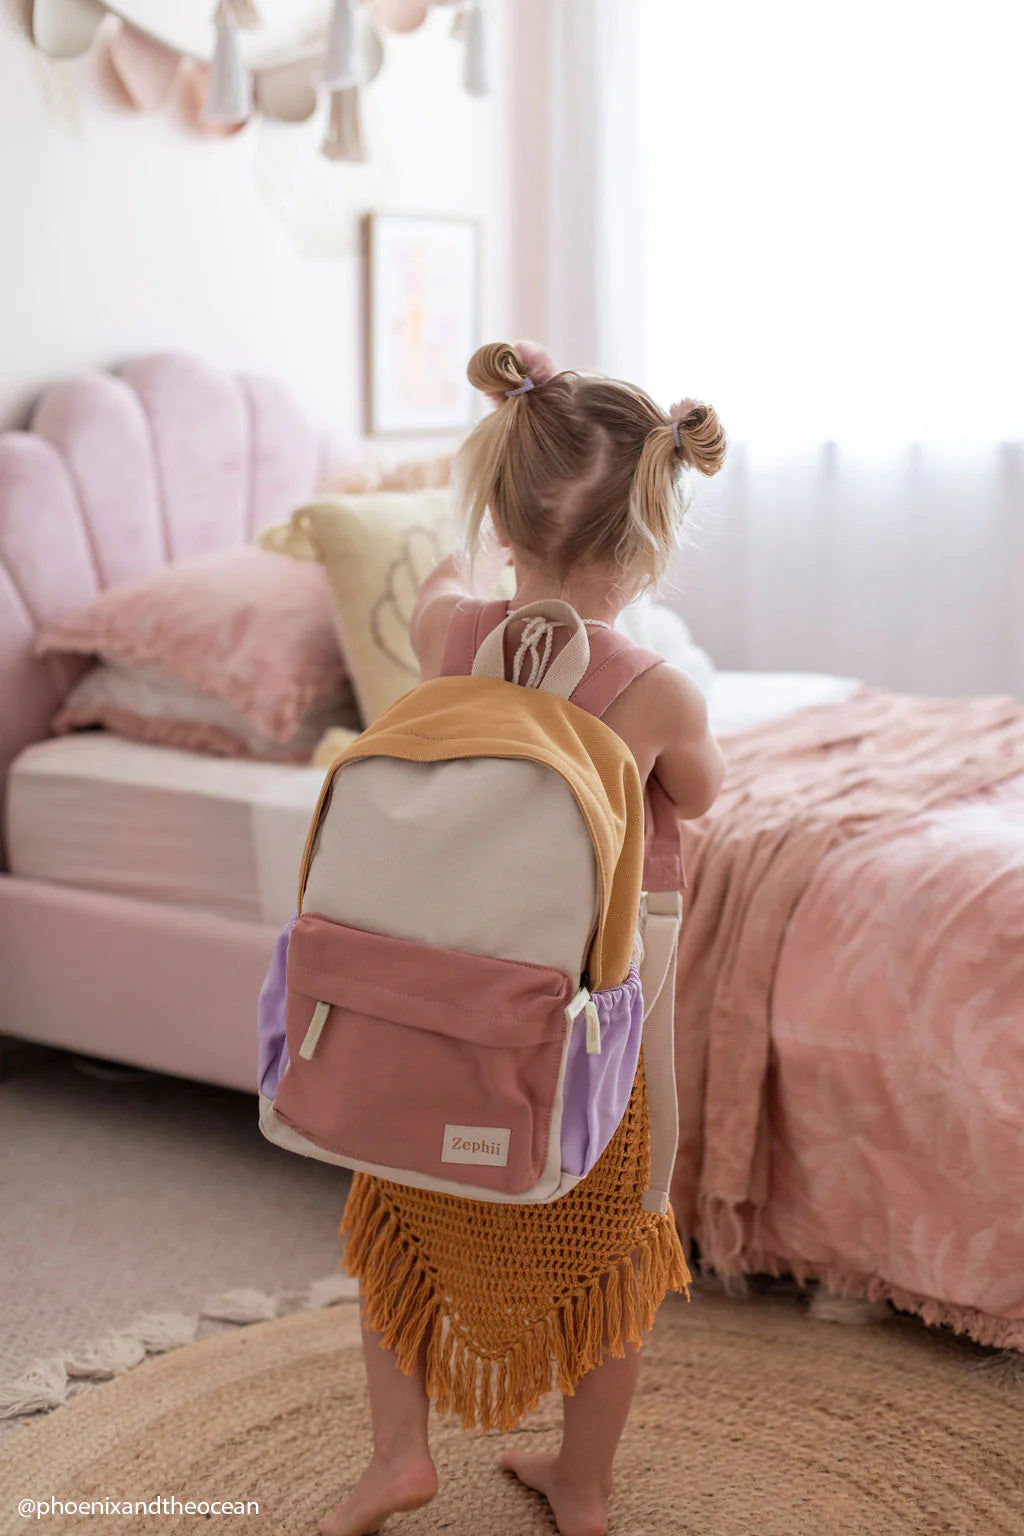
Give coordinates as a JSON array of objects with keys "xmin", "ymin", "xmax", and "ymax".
[{"xmin": 299, "ymin": 999, "xmax": 331, "ymax": 1060}]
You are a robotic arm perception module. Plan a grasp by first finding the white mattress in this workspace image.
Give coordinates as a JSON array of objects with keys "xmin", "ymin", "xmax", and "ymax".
[
  {"xmin": 5, "ymin": 734, "xmax": 326, "ymax": 928},
  {"xmin": 5, "ymin": 671, "xmax": 861, "ymax": 926}
]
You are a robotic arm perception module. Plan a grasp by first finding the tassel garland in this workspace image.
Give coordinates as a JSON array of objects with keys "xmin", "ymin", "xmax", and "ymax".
[{"xmin": 33, "ymin": 0, "xmax": 492, "ymax": 154}]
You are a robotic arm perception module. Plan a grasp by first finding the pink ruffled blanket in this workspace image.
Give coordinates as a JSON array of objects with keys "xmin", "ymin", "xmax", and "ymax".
[{"xmin": 670, "ymin": 686, "xmax": 1024, "ymax": 1344}]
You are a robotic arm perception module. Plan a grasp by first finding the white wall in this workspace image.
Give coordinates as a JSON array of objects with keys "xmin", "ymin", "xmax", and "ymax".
[{"xmin": 0, "ymin": 6, "xmax": 508, "ymax": 453}]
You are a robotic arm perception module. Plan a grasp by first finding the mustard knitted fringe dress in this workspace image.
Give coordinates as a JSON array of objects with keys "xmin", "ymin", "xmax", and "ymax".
[{"xmin": 340, "ymin": 1048, "xmax": 690, "ymax": 1431}]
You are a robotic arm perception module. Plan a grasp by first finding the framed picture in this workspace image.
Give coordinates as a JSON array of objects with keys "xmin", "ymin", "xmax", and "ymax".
[{"xmin": 364, "ymin": 213, "xmax": 480, "ymax": 436}]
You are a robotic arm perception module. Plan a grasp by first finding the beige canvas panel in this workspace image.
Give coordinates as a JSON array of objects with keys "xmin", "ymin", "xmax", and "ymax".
[
  {"xmin": 303, "ymin": 756, "xmax": 599, "ymax": 977},
  {"xmin": 309, "ymin": 675, "xmax": 645, "ymax": 990}
]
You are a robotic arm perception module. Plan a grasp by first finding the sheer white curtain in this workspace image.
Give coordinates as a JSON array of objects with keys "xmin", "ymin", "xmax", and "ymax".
[
  {"xmin": 637, "ymin": 0, "xmax": 1023, "ymax": 448},
  {"xmin": 511, "ymin": 0, "xmax": 1024, "ymax": 695},
  {"xmin": 508, "ymin": 0, "xmax": 648, "ymax": 376}
]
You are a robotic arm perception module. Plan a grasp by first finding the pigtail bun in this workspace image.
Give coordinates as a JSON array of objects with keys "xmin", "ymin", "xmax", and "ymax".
[
  {"xmin": 625, "ymin": 397, "xmax": 727, "ymax": 586},
  {"xmin": 467, "ymin": 342, "xmax": 526, "ymax": 406},
  {"xmin": 467, "ymin": 339, "xmax": 558, "ymax": 408},
  {"xmin": 668, "ymin": 398, "xmax": 727, "ymax": 476}
]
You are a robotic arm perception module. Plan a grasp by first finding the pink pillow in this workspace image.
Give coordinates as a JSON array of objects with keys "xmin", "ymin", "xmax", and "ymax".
[{"xmin": 36, "ymin": 547, "xmax": 354, "ymax": 745}]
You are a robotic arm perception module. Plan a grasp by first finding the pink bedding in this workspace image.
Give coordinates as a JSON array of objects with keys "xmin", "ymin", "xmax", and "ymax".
[{"xmin": 671, "ymin": 687, "xmax": 1024, "ymax": 1348}]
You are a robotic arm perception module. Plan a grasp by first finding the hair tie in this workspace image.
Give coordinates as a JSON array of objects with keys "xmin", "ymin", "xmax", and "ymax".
[
  {"xmin": 505, "ymin": 377, "xmax": 535, "ymax": 398},
  {"xmin": 671, "ymin": 420, "xmax": 682, "ymax": 450}
]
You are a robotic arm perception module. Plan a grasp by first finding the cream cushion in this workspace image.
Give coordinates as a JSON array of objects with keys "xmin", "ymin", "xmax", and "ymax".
[
  {"xmin": 261, "ymin": 490, "xmax": 519, "ymax": 729},
  {"xmin": 260, "ymin": 490, "xmax": 454, "ymax": 726}
]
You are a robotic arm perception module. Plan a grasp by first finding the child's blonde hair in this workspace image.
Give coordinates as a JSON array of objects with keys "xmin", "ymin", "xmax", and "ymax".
[{"xmin": 455, "ymin": 340, "xmax": 727, "ymax": 590}]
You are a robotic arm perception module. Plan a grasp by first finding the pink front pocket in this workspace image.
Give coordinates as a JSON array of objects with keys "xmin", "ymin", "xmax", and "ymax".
[{"xmin": 272, "ymin": 913, "xmax": 575, "ymax": 1195}]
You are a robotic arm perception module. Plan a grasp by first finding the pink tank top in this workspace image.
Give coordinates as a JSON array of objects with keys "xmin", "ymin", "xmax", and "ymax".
[{"xmin": 440, "ymin": 598, "xmax": 685, "ymax": 893}]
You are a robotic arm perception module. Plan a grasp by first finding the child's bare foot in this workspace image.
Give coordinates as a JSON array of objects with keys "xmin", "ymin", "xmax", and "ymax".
[
  {"xmin": 501, "ymin": 1449, "xmax": 611, "ymax": 1536},
  {"xmin": 319, "ymin": 1451, "xmax": 438, "ymax": 1536}
]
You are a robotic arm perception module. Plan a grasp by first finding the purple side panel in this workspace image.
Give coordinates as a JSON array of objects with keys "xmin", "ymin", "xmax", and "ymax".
[
  {"xmin": 560, "ymin": 964, "xmax": 643, "ymax": 1178},
  {"xmin": 257, "ymin": 913, "xmax": 298, "ymax": 1098}
]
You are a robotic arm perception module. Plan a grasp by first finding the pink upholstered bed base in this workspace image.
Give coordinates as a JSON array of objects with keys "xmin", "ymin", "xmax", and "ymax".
[
  {"xmin": 0, "ymin": 877, "xmax": 274, "ymax": 1091},
  {"xmin": 0, "ymin": 354, "xmax": 321, "ymax": 1083}
]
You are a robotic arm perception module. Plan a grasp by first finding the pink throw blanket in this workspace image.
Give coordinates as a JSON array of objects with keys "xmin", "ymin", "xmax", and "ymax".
[{"xmin": 671, "ymin": 686, "xmax": 1024, "ymax": 1339}]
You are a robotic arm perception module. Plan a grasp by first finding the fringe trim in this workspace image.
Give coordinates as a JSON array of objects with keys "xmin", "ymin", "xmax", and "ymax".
[
  {"xmin": 340, "ymin": 1178, "xmax": 691, "ymax": 1433},
  {"xmin": 0, "ymin": 1272, "xmax": 360, "ymax": 1424},
  {"xmin": 720, "ymin": 1239, "xmax": 1024, "ymax": 1356},
  {"xmin": 695, "ymin": 1192, "xmax": 749, "ymax": 1275}
]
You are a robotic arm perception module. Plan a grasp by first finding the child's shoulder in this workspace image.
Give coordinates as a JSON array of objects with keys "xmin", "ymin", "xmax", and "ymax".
[
  {"xmin": 601, "ymin": 658, "xmax": 713, "ymax": 791},
  {"xmin": 610, "ymin": 656, "xmax": 710, "ymax": 741}
]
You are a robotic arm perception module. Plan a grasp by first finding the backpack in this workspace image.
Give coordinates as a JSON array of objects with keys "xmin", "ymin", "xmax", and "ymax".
[{"xmin": 257, "ymin": 599, "xmax": 682, "ymax": 1211}]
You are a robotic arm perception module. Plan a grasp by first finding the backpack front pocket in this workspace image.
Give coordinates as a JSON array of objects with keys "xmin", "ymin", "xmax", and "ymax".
[{"xmin": 272, "ymin": 913, "xmax": 575, "ymax": 1195}]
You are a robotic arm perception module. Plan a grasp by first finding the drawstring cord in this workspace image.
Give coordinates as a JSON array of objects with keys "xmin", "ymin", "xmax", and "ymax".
[
  {"xmin": 512, "ymin": 616, "xmax": 555, "ymax": 687},
  {"xmin": 510, "ymin": 615, "xmax": 613, "ymax": 689}
]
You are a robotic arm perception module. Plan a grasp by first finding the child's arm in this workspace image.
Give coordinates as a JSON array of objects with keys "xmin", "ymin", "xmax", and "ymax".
[
  {"xmin": 410, "ymin": 546, "xmax": 511, "ymax": 679},
  {"xmin": 650, "ymin": 667, "xmax": 725, "ymax": 818},
  {"xmin": 409, "ymin": 554, "xmax": 469, "ymax": 677},
  {"xmin": 604, "ymin": 663, "xmax": 724, "ymax": 819}
]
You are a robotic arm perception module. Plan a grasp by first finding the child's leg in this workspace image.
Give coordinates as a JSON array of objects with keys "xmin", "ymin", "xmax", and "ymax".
[
  {"xmin": 502, "ymin": 1342, "xmax": 642, "ymax": 1536},
  {"xmin": 319, "ymin": 1299, "xmax": 438, "ymax": 1536}
]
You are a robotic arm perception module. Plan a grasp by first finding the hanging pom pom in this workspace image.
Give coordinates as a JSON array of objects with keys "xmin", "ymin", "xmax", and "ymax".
[
  {"xmin": 373, "ymin": 0, "xmax": 429, "ymax": 33},
  {"xmin": 203, "ymin": 0, "xmax": 250, "ymax": 126},
  {"xmin": 322, "ymin": 85, "xmax": 367, "ymax": 162},
  {"xmin": 323, "ymin": 0, "xmax": 358, "ymax": 91},
  {"xmin": 32, "ymin": 0, "xmax": 105, "ymax": 61},
  {"xmin": 255, "ymin": 58, "xmax": 319, "ymax": 123},
  {"xmin": 462, "ymin": 0, "xmax": 488, "ymax": 97}
]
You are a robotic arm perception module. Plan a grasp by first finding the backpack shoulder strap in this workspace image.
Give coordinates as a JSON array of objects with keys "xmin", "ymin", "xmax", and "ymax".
[
  {"xmin": 568, "ymin": 631, "xmax": 665, "ymax": 717},
  {"xmin": 644, "ymin": 775, "xmax": 686, "ymax": 893},
  {"xmin": 439, "ymin": 597, "xmax": 508, "ymax": 677},
  {"xmin": 638, "ymin": 889, "xmax": 683, "ymax": 1214},
  {"xmin": 571, "ymin": 631, "xmax": 686, "ymax": 896}
]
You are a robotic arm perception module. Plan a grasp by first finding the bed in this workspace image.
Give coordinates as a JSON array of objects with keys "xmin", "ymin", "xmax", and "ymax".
[
  {"xmin": 0, "ymin": 354, "xmax": 319, "ymax": 1088},
  {"xmin": 2, "ymin": 354, "xmax": 1022, "ymax": 1357}
]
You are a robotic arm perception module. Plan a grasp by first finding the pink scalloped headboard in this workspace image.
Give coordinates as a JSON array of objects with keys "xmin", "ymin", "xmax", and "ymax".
[{"xmin": 0, "ymin": 353, "xmax": 322, "ymax": 857}]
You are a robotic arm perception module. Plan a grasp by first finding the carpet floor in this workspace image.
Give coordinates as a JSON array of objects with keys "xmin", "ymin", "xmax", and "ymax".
[
  {"xmin": 3, "ymin": 1286, "xmax": 1023, "ymax": 1536},
  {"xmin": 0, "ymin": 1041, "xmax": 351, "ymax": 1386}
]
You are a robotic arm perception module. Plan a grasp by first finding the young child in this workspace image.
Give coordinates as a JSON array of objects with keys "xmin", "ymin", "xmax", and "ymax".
[{"xmin": 322, "ymin": 341, "xmax": 727, "ymax": 1536}]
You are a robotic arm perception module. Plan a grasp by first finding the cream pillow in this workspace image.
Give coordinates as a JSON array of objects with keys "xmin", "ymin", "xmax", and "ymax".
[{"xmin": 260, "ymin": 490, "xmax": 459, "ymax": 725}]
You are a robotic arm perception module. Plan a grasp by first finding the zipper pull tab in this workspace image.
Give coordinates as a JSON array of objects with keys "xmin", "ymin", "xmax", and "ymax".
[
  {"xmin": 299, "ymin": 999, "xmax": 331, "ymax": 1060},
  {"xmin": 565, "ymin": 985, "xmax": 590, "ymax": 1024},
  {"xmin": 584, "ymin": 999, "xmax": 602, "ymax": 1056}
]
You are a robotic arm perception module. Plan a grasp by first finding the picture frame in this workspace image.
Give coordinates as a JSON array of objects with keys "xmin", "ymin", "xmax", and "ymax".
[{"xmin": 364, "ymin": 212, "xmax": 481, "ymax": 437}]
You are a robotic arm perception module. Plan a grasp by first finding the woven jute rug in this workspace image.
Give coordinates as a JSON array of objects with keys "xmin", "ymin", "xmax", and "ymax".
[{"xmin": 2, "ymin": 1287, "xmax": 1022, "ymax": 1536}]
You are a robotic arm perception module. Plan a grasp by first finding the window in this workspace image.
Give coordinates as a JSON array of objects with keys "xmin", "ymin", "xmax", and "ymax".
[{"xmin": 636, "ymin": 0, "xmax": 1023, "ymax": 445}]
